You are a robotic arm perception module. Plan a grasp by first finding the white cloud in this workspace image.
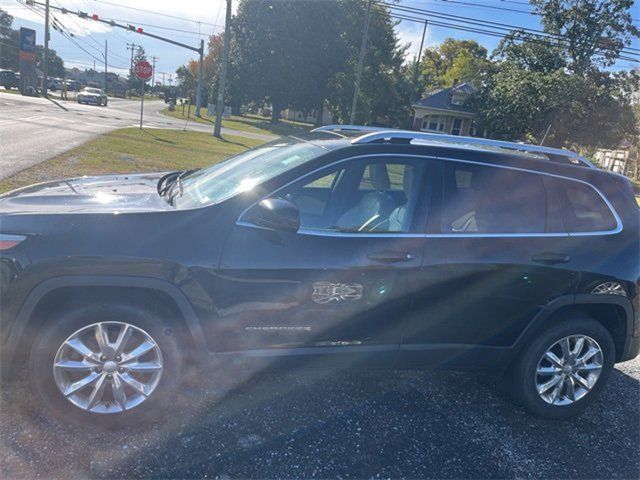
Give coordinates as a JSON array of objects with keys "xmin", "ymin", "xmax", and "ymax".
[
  {"xmin": 394, "ymin": 18, "xmax": 437, "ymax": 63},
  {"xmin": 1, "ymin": 0, "xmax": 228, "ymax": 37}
]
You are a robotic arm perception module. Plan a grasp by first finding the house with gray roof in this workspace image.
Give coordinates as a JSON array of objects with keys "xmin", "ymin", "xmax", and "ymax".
[{"xmin": 411, "ymin": 82, "xmax": 478, "ymax": 136}]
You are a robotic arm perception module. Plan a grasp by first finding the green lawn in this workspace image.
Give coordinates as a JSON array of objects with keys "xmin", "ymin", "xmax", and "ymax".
[
  {"xmin": 161, "ymin": 107, "xmax": 312, "ymax": 137},
  {"xmin": 0, "ymin": 128, "xmax": 264, "ymax": 194}
]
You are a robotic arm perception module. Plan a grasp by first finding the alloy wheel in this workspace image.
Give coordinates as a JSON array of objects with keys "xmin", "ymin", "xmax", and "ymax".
[
  {"xmin": 535, "ymin": 334, "xmax": 603, "ymax": 406},
  {"xmin": 52, "ymin": 322, "xmax": 163, "ymax": 414}
]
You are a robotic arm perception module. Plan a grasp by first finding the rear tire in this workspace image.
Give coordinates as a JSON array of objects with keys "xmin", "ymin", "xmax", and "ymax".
[
  {"xmin": 508, "ymin": 314, "xmax": 615, "ymax": 419},
  {"xmin": 29, "ymin": 303, "xmax": 184, "ymax": 428}
]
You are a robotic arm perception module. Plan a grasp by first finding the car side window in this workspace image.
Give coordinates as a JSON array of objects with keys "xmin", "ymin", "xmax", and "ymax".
[
  {"xmin": 281, "ymin": 158, "xmax": 426, "ymax": 233},
  {"xmin": 549, "ymin": 178, "xmax": 617, "ymax": 232},
  {"xmin": 441, "ymin": 162, "xmax": 548, "ymax": 234}
]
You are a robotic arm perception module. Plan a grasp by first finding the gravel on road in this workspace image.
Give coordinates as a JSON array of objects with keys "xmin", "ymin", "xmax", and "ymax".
[{"xmin": 1, "ymin": 357, "xmax": 638, "ymax": 479}]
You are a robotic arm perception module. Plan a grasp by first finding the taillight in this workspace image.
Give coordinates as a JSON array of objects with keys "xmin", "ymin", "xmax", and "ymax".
[{"xmin": 0, "ymin": 234, "xmax": 26, "ymax": 251}]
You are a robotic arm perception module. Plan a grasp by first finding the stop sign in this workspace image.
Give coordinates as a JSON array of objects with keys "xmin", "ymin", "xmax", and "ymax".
[{"xmin": 134, "ymin": 60, "xmax": 153, "ymax": 81}]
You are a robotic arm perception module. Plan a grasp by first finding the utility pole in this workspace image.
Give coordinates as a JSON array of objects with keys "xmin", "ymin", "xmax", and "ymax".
[
  {"xmin": 195, "ymin": 38, "xmax": 204, "ymax": 117},
  {"xmin": 104, "ymin": 39, "xmax": 108, "ymax": 92},
  {"xmin": 150, "ymin": 55, "xmax": 159, "ymax": 92},
  {"xmin": 162, "ymin": 72, "xmax": 165, "ymax": 88},
  {"xmin": 409, "ymin": 20, "xmax": 428, "ymax": 109},
  {"xmin": 43, "ymin": 0, "xmax": 50, "ymax": 95},
  {"xmin": 127, "ymin": 43, "xmax": 139, "ymax": 97},
  {"xmin": 350, "ymin": 0, "xmax": 373, "ymax": 125},
  {"xmin": 214, "ymin": 0, "xmax": 231, "ymax": 138}
]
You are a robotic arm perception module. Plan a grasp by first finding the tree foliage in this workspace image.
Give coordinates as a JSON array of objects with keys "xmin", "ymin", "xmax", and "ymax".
[
  {"xmin": 471, "ymin": 0, "xmax": 638, "ymax": 149},
  {"xmin": 531, "ymin": 0, "xmax": 639, "ymax": 74},
  {"xmin": 419, "ymin": 38, "xmax": 490, "ymax": 90},
  {"xmin": 227, "ymin": 0, "xmax": 407, "ymax": 124}
]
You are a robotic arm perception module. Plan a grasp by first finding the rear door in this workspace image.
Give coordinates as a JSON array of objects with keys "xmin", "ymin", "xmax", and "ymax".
[{"xmin": 401, "ymin": 159, "xmax": 579, "ymax": 367}]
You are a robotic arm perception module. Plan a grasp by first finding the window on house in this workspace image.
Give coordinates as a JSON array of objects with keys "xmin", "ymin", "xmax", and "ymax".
[
  {"xmin": 451, "ymin": 93, "xmax": 465, "ymax": 106},
  {"xmin": 421, "ymin": 115, "xmax": 445, "ymax": 132},
  {"xmin": 451, "ymin": 118, "xmax": 463, "ymax": 136}
]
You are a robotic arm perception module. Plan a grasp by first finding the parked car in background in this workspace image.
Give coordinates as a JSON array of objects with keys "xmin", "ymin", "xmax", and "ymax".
[
  {"xmin": 0, "ymin": 70, "xmax": 19, "ymax": 90},
  {"xmin": 48, "ymin": 78, "xmax": 64, "ymax": 91},
  {"xmin": 65, "ymin": 80, "xmax": 80, "ymax": 92},
  {"xmin": 0, "ymin": 127, "xmax": 638, "ymax": 426},
  {"xmin": 77, "ymin": 87, "xmax": 108, "ymax": 106}
]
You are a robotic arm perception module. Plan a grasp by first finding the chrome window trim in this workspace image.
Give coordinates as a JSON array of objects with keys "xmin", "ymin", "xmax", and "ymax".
[
  {"xmin": 0, "ymin": 234, "xmax": 27, "ymax": 242},
  {"xmin": 236, "ymin": 153, "xmax": 623, "ymax": 238}
]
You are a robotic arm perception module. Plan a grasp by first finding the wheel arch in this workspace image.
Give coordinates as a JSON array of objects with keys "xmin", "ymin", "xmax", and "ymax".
[
  {"xmin": 6, "ymin": 276, "xmax": 208, "ymax": 370},
  {"xmin": 512, "ymin": 294, "xmax": 635, "ymax": 364}
]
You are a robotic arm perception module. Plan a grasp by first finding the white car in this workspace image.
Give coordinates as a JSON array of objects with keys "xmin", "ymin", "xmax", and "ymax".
[{"xmin": 77, "ymin": 87, "xmax": 108, "ymax": 106}]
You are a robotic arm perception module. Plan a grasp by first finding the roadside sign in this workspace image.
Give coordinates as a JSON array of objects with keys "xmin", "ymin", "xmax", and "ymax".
[
  {"xmin": 19, "ymin": 27, "xmax": 37, "ymax": 94},
  {"xmin": 20, "ymin": 27, "xmax": 36, "ymax": 52},
  {"xmin": 134, "ymin": 60, "xmax": 153, "ymax": 129},
  {"xmin": 134, "ymin": 60, "xmax": 153, "ymax": 81}
]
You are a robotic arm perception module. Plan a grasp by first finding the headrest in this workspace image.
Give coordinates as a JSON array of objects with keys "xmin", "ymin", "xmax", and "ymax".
[{"xmin": 370, "ymin": 164, "xmax": 391, "ymax": 190}]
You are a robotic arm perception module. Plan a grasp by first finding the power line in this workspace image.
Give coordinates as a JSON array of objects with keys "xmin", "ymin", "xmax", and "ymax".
[
  {"xmin": 52, "ymin": 0, "xmax": 103, "ymax": 49},
  {"xmin": 388, "ymin": 2, "xmax": 640, "ymax": 55},
  {"xmin": 389, "ymin": 12, "xmax": 640, "ymax": 63},
  {"xmin": 19, "ymin": 0, "xmax": 129, "ymax": 70},
  {"xmin": 402, "ymin": 0, "xmax": 640, "ymax": 25},
  {"xmin": 384, "ymin": 2, "xmax": 640, "ymax": 58},
  {"xmin": 87, "ymin": 0, "xmax": 222, "ymax": 27}
]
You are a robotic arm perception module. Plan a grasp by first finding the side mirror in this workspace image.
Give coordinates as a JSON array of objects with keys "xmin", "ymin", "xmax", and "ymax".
[{"xmin": 243, "ymin": 197, "xmax": 300, "ymax": 233}]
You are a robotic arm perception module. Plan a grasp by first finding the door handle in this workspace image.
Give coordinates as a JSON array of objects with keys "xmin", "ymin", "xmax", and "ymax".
[
  {"xmin": 531, "ymin": 252, "xmax": 571, "ymax": 265},
  {"xmin": 367, "ymin": 250, "xmax": 414, "ymax": 263}
]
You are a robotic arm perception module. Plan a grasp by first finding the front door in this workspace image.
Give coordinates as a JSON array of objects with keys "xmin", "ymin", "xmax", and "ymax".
[{"xmin": 211, "ymin": 155, "xmax": 435, "ymax": 363}]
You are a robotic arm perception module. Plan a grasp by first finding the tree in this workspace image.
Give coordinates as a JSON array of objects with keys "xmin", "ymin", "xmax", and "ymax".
[
  {"xmin": 35, "ymin": 45, "xmax": 64, "ymax": 78},
  {"xmin": 470, "ymin": 0, "xmax": 638, "ymax": 149},
  {"xmin": 228, "ymin": 0, "xmax": 408, "ymax": 125},
  {"xmin": 419, "ymin": 38, "xmax": 490, "ymax": 90},
  {"xmin": 324, "ymin": 1, "xmax": 409, "ymax": 125},
  {"xmin": 493, "ymin": 31, "xmax": 566, "ymax": 73},
  {"xmin": 175, "ymin": 65, "xmax": 196, "ymax": 99},
  {"xmin": 531, "ymin": 0, "xmax": 639, "ymax": 75},
  {"xmin": 0, "ymin": 8, "xmax": 18, "ymax": 70},
  {"xmin": 232, "ymin": 0, "xmax": 353, "ymax": 123}
]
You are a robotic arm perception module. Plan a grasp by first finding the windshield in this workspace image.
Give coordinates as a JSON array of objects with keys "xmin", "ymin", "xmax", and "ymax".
[
  {"xmin": 84, "ymin": 88, "xmax": 102, "ymax": 94},
  {"xmin": 172, "ymin": 138, "xmax": 326, "ymax": 208}
]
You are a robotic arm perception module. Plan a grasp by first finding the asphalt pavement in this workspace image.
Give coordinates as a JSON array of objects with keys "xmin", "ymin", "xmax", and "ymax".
[
  {"xmin": 1, "ymin": 356, "xmax": 638, "ymax": 479},
  {"xmin": 0, "ymin": 93, "xmax": 274, "ymax": 179}
]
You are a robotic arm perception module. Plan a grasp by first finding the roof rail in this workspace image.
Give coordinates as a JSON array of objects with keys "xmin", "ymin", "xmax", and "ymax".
[{"xmin": 350, "ymin": 130, "xmax": 594, "ymax": 168}]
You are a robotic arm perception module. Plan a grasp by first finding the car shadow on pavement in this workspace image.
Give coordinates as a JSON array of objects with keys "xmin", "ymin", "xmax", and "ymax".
[{"xmin": 1, "ymin": 363, "xmax": 638, "ymax": 479}]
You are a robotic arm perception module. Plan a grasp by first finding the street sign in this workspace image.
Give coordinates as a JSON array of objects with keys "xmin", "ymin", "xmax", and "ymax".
[{"xmin": 134, "ymin": 60, "xmax": 153, "ymax": 81}]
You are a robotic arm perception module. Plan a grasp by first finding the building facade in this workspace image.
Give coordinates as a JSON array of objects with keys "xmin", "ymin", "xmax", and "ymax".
[{"xmin": 411, "ymin": 83, "xmax": 477, "ymax": 136}]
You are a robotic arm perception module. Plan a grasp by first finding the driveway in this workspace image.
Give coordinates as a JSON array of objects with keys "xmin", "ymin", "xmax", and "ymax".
[{"xmin": 1, "ymin": 356, "xmax": 638, "ymax": 479}]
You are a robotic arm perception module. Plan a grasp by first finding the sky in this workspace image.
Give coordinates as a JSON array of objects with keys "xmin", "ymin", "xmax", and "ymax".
[{"xmin": 1, "ymin": 0, "xmax": 638, "ymax": 82}]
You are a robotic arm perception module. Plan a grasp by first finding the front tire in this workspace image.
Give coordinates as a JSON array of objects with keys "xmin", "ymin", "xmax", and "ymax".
[
  {"xmin": 508, "ymin": 314, "xmax": 615, "ymax": 418},
  {"xmin": 29, "ymin": 303, "xmax": 184, "ymax": 428}
]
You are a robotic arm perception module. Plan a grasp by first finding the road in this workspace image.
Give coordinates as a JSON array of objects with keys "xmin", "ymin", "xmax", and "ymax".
[
  {"xmin": 0, "ymin": 93, "xmax": 274, "ymax": 180},
  {"xmin": 1, "ymin": 357, "xmax": 638, "ymax": 479}
]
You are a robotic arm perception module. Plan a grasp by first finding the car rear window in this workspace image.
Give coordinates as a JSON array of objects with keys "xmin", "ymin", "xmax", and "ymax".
[
  {"xmin": 441, "ymin": 162, "xmax": 548, "ymax": 234},
  {"xmin": 550, "ymin": 178, "xmax": 618, "ymax": 232}
]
